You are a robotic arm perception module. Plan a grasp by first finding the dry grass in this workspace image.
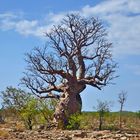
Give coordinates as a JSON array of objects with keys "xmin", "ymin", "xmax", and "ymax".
[
  {"xmin": 0, "ymin": 129, "xmax": 10, "ymax": 138},
  {"xmin": 78, "ymin": 112, "xmax": 140, "ymax": 131}
]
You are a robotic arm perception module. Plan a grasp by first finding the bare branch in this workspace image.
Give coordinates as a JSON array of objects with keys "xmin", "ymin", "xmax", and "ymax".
[
  {"xmin": 40, "ymin": 92, "xmax": 60, "ymax": 99},
  {"xmin": 22, "ymin": 13, "xmax": 117, "ymax": 96}
]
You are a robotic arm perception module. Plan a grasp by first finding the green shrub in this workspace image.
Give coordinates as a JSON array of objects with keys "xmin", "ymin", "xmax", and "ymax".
[
  {"xmin": 20, "ymin": 98, "xmax": 38, "ymax": 130},
  {"xmin": 66, "ymin": 113, "xmax": 81, "ymax": 130}
]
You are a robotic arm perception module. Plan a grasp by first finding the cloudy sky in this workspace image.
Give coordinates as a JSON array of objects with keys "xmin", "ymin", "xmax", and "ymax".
[{"xmin": 0, "ymin": 0, "xmax": 140, "ymax": 111}]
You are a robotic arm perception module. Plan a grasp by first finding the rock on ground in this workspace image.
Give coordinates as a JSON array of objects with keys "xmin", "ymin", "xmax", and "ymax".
[{"xmin": 0, "ymin": 128, "xmax": 140, "ymax": 140}]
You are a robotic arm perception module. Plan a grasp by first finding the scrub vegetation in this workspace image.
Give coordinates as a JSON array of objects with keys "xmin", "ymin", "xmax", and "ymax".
[{"xmin": 0, "ymin": 86, "xmax": 140, "ymax": 132}]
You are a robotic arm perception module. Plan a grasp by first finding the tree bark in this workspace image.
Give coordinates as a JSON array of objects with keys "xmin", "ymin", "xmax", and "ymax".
[
  {"xmin": 119, "ymin": 105, "xmax": 123, "ymax": 130},
  {"xmin": 99, "ymin": 115, "xmax": 103, "ymax": 130},
  {"xmin": 53, "ymin": 84, "xmax": 85, "ymax": 128}
]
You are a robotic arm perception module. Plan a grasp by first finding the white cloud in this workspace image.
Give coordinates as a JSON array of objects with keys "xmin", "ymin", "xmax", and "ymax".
[
  {"xmin": 82, "ymin": 0, "xmax": 127, "ymax": 16},
  {"xmin": 15, "ymin": 20, "xmax": 38, "ymax": 36},
  {"xmin": 48, "ymin": 12, "xmax": 65, "ymax": 23},
  {"xmin": 0, "ymin": 12, "xmax": 64, "ymax": 37},
  {"xmin": 81, "ymin": 0, "xmax": 140, "ymax": 56},
  {"xmin": 82, "ymin": 0, "xmax": 140, "ymax": 16},
  {"xmin": 0, "ymin": 0, "xmax": 140, "ymax": 56},
  {"xmin": 0, "ymin": 12, "xmax": 37, "ymax": 35},
  {"xmin": 107, "ymin": 14, "xmax": 140, "ymax": 55},
  {"xmin": 0, "ymin": 12, "xmax": 17, "ymax": 19}
]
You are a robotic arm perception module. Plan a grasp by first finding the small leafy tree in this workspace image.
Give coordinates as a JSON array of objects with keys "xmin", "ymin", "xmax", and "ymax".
[
  {"xmin": 1, "ymin": 86, "xmax": 31, "ymax": 120},
  {"xmin": 37, "ymin": 98, "xmax": 57, "ymax": 126},
  {"xmin": 20, "ymin": 97, "xmax": 38, "ymax": 130},
  {"xmin": 118, "ymin": 91, "xmax": 127, "ymax": 130},
  {"xmin": 1, "ymin": 86, "xmax": 30, "ymax": 109},
  {"xmin": 94, "ymin": 100, "xmax": 112, "ymax": 130}
]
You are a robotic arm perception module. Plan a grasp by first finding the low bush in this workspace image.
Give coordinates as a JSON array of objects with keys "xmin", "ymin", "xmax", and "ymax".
[{"xmin": 66, "ymin": 113, "xmax": 81, "ymax": 130}]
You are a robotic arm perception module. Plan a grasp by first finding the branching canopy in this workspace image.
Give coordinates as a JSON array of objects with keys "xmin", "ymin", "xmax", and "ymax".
[{"xmin": 21, "ymin": 14, "xmax": 117, "ymax": 98}]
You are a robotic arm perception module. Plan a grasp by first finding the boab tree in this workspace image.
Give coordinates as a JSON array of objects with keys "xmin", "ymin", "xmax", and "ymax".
[{"xmin": 21, "ymin": 14, "xmax": 117, "ymax": 126}]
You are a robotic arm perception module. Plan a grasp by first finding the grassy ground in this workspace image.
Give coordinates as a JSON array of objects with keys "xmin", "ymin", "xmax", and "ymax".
[
  {"xmin": 0, "ymin": 111, "xmax": 139, "ymax": 139},
  {"xmin": 0, "ymin": 111, "xmax": 140, "ymax": 131},
  {"xmin": 68, "ymin": 111, "xmax": 140, "ymax": 131}
]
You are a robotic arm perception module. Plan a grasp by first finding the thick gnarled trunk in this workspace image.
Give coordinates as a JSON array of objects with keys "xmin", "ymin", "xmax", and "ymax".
[{"xmin": 53, "ymin": 85, "xmax": 85, "ymax": 128}]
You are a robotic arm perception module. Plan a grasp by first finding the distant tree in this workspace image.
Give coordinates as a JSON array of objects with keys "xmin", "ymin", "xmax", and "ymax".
[
  {"xmin": 135, "ymin": 110, "xmax": 140, "ymax": 125},
  {"xmin": 1, "ymin": 86, "xmax": 30, "ymax": 110},
  {"xmin": 1, "ymin": 86, "xmax": 31, "ymax": 120},
  {"xmin": 94, "ymin": 100, "xmax": 112, "ymax": 130},
  {"xmin": 21, "ymin": 13, "xmax": 117, "ymax": 127},
  {"xmin": 136, "ymin": 110, "xmax": 140, "ymax": 120},
  {"xmin": 118, "ymin": 91, "xmax": 127, "ymax": 130},
  {"xmin": 0, "ymin": 107, "xmax": 5, "ymax": 123}
]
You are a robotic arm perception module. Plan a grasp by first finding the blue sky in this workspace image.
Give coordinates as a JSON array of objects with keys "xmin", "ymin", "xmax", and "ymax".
[{"xmin": 0, "ymin": 0, "xmax": 140, "ymax": 111}]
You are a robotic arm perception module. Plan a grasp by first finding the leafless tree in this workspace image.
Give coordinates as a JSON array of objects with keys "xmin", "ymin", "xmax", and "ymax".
[
  {"xmin": 21, "ymin": 14, "xmax": 117, "ymax": 127},
  {"xmin": 118, "ymin": 91, "xmax": 127, "ymax": 130},
  {"xmin": 95, "ymin": 100, "xmax": 112, "ymax": 130}
]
